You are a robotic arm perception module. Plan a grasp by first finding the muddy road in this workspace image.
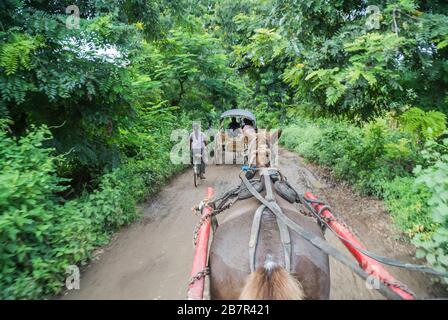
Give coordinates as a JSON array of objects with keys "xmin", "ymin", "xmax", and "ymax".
[{"xmin": 61, "ymin": 148, "xmax": 445, "ymax": 300}]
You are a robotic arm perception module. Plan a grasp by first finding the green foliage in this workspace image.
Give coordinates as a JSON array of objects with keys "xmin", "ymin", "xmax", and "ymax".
[
  {"xmin": 152, "ymin": 25, "xmax": 246, "ymax": 111},
  {"xmin": 0, "ymin": 2, "xmax": 144, "ymax": 182},
  {"xmin": 289, "ymin": 32, "xmax": 407, "ymax": 119},
  {"xmin": 281, "ymin": 115, "xmax": 421, "ymax": 196},
  {"xmin": 0, "ymin": 122, "xmax": 186, "ymax": 299},
  {"xmin": 212, "ymin": 1, "xmax": 293, "ymax": 124},
  {"xmin": 282, "ymin": 115, "xmax": 448, "ymax": 286},
  {"xmin": 412, "ymin": 138, "xmax": 448, "ymax": 284},
  {"xmin": 212, "ymin": 0, "xmax": 448, "ymax": 121},
  {"xmin": 0, "ymin": 33, "xmax": 43, "ymax": 76},
  {"xmin": 0, "ymin": 125, "xmax": 90, "ymax": 299},
  {"xmin": 383, "ymin": 177, "xmax": 434, "ymax": 238},
  {"xmin": 399, "ymin": 107, "xmax": 447, "ymax": 142},
  {"xmin": 0, "ymin": 1, "xmax": 208, "ymax": 298},
  {"xmin": 236, "ymin": 28, "xmax": 286, "ymax": 68},
  {"xmin": 281, "ymin": 121, "xmax": 323, "ymax": 159}
]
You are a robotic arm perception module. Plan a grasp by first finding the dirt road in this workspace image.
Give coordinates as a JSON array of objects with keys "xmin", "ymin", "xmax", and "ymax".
[{"xmin": 61, "ymin": 148, "xmax": 445, "ymax": 300}]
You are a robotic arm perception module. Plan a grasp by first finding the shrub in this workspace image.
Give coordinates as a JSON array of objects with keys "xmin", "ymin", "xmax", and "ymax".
[
  {"xmin": 282, "ymin": 117, "xmax": 417, "ymax": 196},
  {"xmin": 383, "ymin": 177, "xmax": 434, "ymax": 238},
  {"xmin": 0, "ymin": 123, "xmax": 186, "ymax": 299},
  {"xmin": 0, "ymin": 125, "xmax": 93, "ymax": 298},
  {"xmin": 399, "ymin": 107, "xmax": 447, "ymax": 143},
  {"xmin": 313, "ymin": 121, "xmax": 363, "ymax": 170},
  {"xmin": 282, "ymin": 115, "xmax": 448, "ymax": 287},
  {"xmin": 412, "ymin": 138, "xmax": 448, "ymax": 284},
  {"xmin": 281, "ymin": 119, "xmax": 323, "ymax": 159}
]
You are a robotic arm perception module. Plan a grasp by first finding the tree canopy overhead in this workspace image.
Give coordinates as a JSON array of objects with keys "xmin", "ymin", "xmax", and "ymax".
[{"xmin": 201, "ymin": 0, "xmax": 448, "ymax": 122}]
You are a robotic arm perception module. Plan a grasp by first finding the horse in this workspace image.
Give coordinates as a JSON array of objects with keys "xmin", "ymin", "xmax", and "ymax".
[{"xmin": 209, "ymin": 129, "xmax": 331, "ymax": 299}]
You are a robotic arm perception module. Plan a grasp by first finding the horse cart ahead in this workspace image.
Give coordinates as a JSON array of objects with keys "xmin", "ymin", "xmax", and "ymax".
[
  {"xmin": 187, "ymin": 166, "xmax": 448, "ymax": 300},
  {"xmin": 214, "ymin": 109, "xmax": 256, "ymax": 165}
]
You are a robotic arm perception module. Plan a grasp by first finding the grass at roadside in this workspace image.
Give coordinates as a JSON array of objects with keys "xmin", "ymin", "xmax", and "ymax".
[{"xmin": 280, "ymin": 116, "xmax": 448, "ymax": 286}]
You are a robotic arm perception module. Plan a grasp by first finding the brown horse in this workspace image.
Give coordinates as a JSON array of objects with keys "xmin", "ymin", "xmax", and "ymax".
[{"xmin": 209, "ymin": 130, "xmax": 330, "ymax": 299}]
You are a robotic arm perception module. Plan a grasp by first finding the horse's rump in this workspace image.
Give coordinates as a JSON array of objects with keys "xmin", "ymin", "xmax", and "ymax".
[{"xmin": 209, "ymin": 192, "xmax": 330, "ymax": 300}]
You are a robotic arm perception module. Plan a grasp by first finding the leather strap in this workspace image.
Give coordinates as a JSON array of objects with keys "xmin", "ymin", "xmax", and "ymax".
[
  {"xmin": 249, "ymin": 205, "xmax": 266, "ymax": 272},
  {"xmin": 274, "ymin": 202, "xmax": 291, "ymax": 272},
  {"xmin": 261, "ymin": 169, "xmax": 291, "ymax": 272},
  {"xmin": 241, "ymin": 172, "xmax": 405, "ymax": 300}
]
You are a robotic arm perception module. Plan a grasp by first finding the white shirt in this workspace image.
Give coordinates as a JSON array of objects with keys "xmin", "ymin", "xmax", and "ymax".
[
  {"xmin": 243, "ymin": 125, "xmax": 255, "ymax": 136},
  {"xmin": 189, "ymin": 131, "xmax": 206, "ymax": 150}
]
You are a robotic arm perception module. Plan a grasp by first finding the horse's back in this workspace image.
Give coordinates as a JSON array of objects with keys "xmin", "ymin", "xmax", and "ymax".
[{"xmin": 209, "ymin": 193, "xmax": 330, "ymax": 299}]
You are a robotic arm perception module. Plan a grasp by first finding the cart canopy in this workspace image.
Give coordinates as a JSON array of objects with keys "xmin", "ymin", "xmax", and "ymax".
[{"xmin": 219, "ymin": 109, "xmax": 256, "ymax": 127}]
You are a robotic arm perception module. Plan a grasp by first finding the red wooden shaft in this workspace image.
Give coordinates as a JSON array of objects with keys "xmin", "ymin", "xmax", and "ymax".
[
  {"xmin": 187, "ymin": 187, "xmax": 214, "ymax": 300},
  {"xmin": 305, "ymin": 192, "xmax": 415, "ymax": 300}
]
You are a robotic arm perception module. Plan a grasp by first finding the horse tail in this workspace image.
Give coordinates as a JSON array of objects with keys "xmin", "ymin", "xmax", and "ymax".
[{"xmin": 239, "ymin": 255, "xmax": 305, "ymax": 300}]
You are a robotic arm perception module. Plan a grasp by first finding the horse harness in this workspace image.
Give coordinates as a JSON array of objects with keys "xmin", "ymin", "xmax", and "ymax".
[
  {"xmin": 249, "ymin": 169, "xmax": 292, "ymax": 272},
  {"xmin": 239, "ymin": 168, "xmax": 411, "ymax": 300},
  {"xmin": 192, "ymin": 167, "xmax": 448, "ymax": 299}
]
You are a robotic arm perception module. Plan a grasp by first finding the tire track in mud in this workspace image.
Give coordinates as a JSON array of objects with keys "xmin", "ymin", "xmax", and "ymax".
[{"xmin": 60, "ymin": 148, "xmax": 445, "ymax": 299}]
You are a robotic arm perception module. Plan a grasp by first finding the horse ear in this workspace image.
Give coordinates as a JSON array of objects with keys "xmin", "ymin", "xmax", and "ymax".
[{"xmin": 269, "ymin": 129, "xmax": 282, "ymax": 145}]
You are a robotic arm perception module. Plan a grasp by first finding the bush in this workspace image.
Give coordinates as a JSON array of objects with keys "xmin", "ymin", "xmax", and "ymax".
[
  {"xmin": 412, "ymin": 137, "xmax": 448, "ymax": 285},
  {"xmin": 383, "ymin": 177, "xmax": 434, "ymax": 238},
  {"xmin": 0, "ymin": 123, "xmax": 186, "ymax": 299},
  {"xmin": 281, "ymin": 116, "xmax": 418, "ymax": 196},
  {"xmin": 0, "ymin": 125, "xmax": 93, "ymax": 298},
  {"xmin": 281, "ymin": 119, "xmax": 323, "ymax": 159},
  {"xmin": 312, "ymin": 121, "xmax": 363, "ymax": 170},
  {"xmin": 282, "ymin": 115, "xmax": 448, "ymax": 287},
  {"xmin": 399, "ymin": 107, "xmax": 447, "ymax": 143}
]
